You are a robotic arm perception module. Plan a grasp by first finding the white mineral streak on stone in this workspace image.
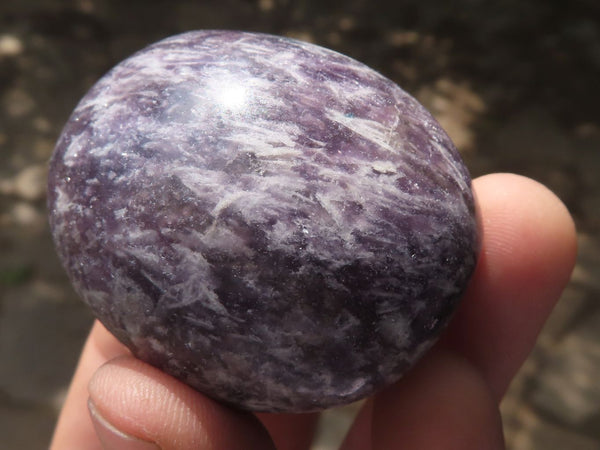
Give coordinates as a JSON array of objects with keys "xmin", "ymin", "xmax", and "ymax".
[
  {"xmin": 146, "ymin": 337, "xmax": 169, "ymax": 356},
  {"xmin": 61, "ymin": 132, "xmax": 85, "ymax": 167},
  {"xmin": 113, "ymin": 207, "xmax": 127, "ymax": 219},
  {"xmin": 175, "ymin": 169, "xmax": 222, "ymax": 199},
  {"xmin": 211, "ymin": 190, "xmax": 250, "ymax": 218},
  {"xmin": 172, "ymin": 282, "xmax": 225, "ymax": 312},
  {"xmin": 327, "ymin": 108, "xmax": 397, "ymax": 153},
  {"xmin": 371, "ymin": 160, "xmax": 398, "ymax": 174},
  {"xmin": 336, "ymin": 378, "xmax": 368, "ymax": 397},
  {"xmin": 202, "ymin": 224, "xmax": 254, "ymax": 256},
  {"xmin": 431, "ymin": 136, "xmax": 470, "ymax": 191},
  {"xmin": 123, "ymin": 246, "xmax": 161, "ymax": 266},
  {"xmin": 225, "ymin": 123, "xmax": 303, "ymax": 157},
  {"xmin": 53, "ymin": 185, "xmax": 74, "ymax": 217},
  {"xmin": 122, "ymin": 228, "xmax": 157, "ymax": 242}
]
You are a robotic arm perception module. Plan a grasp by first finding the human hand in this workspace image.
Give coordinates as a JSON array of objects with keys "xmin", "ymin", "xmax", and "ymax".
[{"xmin": 50, "ymin": 173, "xmax": 577, "ymax": 450}]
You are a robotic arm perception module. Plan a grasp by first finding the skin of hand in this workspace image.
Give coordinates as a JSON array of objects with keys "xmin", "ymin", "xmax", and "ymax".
[{"xmin": 50, "ymin": 173, "xmax": 577, "ymax": 450}]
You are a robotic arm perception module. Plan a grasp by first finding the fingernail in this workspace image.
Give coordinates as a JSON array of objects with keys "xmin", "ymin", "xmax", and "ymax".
[{"xmin": 88, "ymin": 398, "xmax": 160, "ymax": 450}]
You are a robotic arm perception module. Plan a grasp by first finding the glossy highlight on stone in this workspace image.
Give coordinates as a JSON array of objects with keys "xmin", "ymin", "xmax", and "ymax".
[{"xmin": 47, "ymin": 30, "xmax": 479, "ymax": 412}]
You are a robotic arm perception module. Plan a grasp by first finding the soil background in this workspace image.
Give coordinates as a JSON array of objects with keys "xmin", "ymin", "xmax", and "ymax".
[{"xmin": 1, "ymin": 1, "xmax": 600, "ymax": 448}]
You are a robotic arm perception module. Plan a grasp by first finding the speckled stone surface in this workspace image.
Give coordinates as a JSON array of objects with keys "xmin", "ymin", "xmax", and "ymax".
[{"xmin": 47, "ymin": 30, "xmax": 479, "ymax": 412}]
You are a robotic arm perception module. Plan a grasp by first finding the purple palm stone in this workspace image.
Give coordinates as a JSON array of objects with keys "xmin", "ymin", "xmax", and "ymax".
[{"xmin": 48, "ymin": 31, "xmax": 479, "ymax": 412}]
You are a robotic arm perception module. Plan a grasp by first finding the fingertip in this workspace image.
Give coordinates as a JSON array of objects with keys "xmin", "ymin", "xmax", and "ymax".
[
  {"xmin": 448, "ymin": 173, "xmax": 577, "ymax": 398},
  {"xmin": 473, "ymin": 173, "xmax": 577, "ymax": 284},
  {"xmin": 471, "ymin": 173, "xmax": 577, "ymax": 329},
  {"xmin": 88, "ymin": 356, "xmax": 275, "ymax": 450},
  {"xmin": 88, "ymin": 398, "xmax": 160, "ymax": 450}
]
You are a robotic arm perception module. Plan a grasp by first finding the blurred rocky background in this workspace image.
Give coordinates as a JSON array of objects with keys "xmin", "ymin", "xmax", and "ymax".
[{"xmin": 1, "ymin": 0, "xmax": 599, "ymax": 448}]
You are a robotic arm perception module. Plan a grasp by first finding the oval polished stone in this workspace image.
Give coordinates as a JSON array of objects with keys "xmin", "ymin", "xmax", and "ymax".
[{"xmin": 47, "ymin": 31, "xmax": 479, "ymax": 412}]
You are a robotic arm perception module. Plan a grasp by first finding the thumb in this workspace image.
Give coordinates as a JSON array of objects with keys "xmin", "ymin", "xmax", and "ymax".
[{"xmin": 87, "ymin": 356, "xmax": 275, "ymax": 450}]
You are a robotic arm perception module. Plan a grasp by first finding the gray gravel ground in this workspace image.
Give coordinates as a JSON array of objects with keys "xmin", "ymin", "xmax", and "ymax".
[{"xmin": 1, "ymin": 1, "xmax": 599, "ymax": 448}]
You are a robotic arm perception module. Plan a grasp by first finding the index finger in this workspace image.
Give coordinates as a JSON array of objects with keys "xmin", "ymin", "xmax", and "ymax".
[{"xmin": 445, "ymin": 173, "xmax": 577, "ymax": 400}]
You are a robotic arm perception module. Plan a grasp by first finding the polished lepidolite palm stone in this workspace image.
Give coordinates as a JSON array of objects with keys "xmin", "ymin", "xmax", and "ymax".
[{"xmin": 48, "ymin": 31, "xmax": 479, "ymax": 412}]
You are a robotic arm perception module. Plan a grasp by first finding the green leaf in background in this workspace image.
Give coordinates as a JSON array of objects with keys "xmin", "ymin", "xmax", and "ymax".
[{"xmin": 0, "ymin": 265, "xmax": 33, "ymax": 286}]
